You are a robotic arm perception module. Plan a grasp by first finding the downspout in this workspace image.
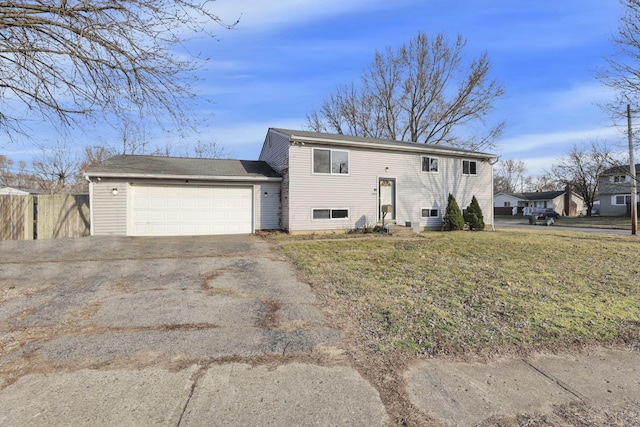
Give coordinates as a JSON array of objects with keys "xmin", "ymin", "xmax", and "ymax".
[
  {"xmin": 85, "ymin": 175, "xmax": 94, "ymax": 236},
  {"xmin": 491, "ymin": 159, "xmax": 495, "ymax": 231}
]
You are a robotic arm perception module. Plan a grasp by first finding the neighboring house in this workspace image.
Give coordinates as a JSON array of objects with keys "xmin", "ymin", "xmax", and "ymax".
[
  {"xmin": 0, "ymin": 186, "xmax": 31, "ymax": 195},
  {"xmin": 85, "ymin": 156, "xmax": 282, "ymax": 236},
  {"xmin": 85, "ymin": 128, "xmax": 497, "ymax": 236},
  {"xmin": 494, "ymin": 190, "xmax": 584, "ymax": 216},
  {"xmin": 259, "ymin": 128, "xmax": 496, "ymax": 233},
  {"xmin": 598, "ymin": 164, "xmax": 640, "ymax": 216}
]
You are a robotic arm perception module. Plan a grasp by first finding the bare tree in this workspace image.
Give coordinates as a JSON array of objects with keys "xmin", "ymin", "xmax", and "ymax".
[
  {"xmin": 548, "ymin": 142, "xmax": 615, "ymax": 217},
  {"xmin": 0, "ymin": 155, "xmax": 40, "ymax": 189},
  {"xmin": 112, "ymin": 119, "xmax": 156, "ymax": 155},
  {"xmin": 32, "ymin": 143, "xmax": 79, "ymax": 194},
  {"xmin": 599, "ymin": 1, "xmax": 640, "ymax": 102},
  {"xmin": 307, "ymin": 32, "xmax": 505, "ymax": 151},
  {"xmin": 191, "ymin": 140, "xmax": 234, "ymax": 159},
  {"xmin": 528, "ymin": 174, "xmax": 563, "ymax": 192},
  {"xmin": 597, "ymin": 0, "xmax": 640, "ymax": 150},
  {"xmin": 14, "ymin": 160, "xmax": 32, "ymax": 189},
  {"xmin": 0, "ymin": 1, "xmax": 237, "ymax": 138},
  {"xmin": 494, "ymin": 159, "xmax": 528, "ymax": 193},
  {"xmin": 0, "ymin": 154, "xmax": 13, "ymax": 186}
]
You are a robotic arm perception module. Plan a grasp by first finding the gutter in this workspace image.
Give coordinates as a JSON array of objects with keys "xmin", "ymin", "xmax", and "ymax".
[
  {"xmin": 85, "ymin": 173, "xmax": 282, "ymax": 182},
  {"xmin": 286, "ymin": 133, "xmax": 497, "ymax": 161}
]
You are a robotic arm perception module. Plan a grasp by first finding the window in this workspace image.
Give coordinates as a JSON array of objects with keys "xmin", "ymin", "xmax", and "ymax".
[
  {"xmin": 504, "ymin": 201, "xmax": 511, "ymax": 207},
  {"xmin": 462, "ymin": 160, "xmax": 477, "ymax": 175},
  {"xmin": 313, "ymin": 149, "xmax": 349, "ymax": 174},
  {"xmin": 613, "ymin": 195, "xmax": 632, "ymax": 205},
  {"xmin": 613, "ymin": 175, "xmax": 628, "ymax": 183},
  {"xmin": 421, "ymin": 208, "xmax": 439, "ymax": 218},
  {"xmin": 421, "ymin": 156, "xmax": 439, "ymax": 173},
  {"xmin": 312, "ymin": 208, "xmax": 349, "ymax": 220}
]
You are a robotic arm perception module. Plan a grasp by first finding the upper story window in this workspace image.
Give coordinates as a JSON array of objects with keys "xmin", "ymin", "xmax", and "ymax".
[
  {"xmin": 613, "ymin": 175, "xmax": 628, "ymax": 183},
  {"xmin": 462, "ymin": 160, "xmax": 477, "ymax": 175},
  {"xmin": 313, "ymin": 149, "xmax": 349, "ymax": 174},
  {"xmin": 421, "ymin": 156, "xmax": 439, "ymax": 173},
  {"xmin": 504, "ymin": 201, "xmax": 511, "ymax": 207}
]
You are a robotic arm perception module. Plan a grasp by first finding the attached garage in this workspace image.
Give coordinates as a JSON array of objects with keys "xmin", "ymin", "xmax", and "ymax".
[{"xmin": 85, "ymin": 155, "xmax": 281, "ymax": 237}]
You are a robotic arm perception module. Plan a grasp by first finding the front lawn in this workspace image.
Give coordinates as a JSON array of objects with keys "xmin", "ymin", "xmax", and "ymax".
[
  {"xmin": 280, "ymin": 229, "xmax": 640, "ymax": 357},
  {"xmin": 496, "ymin": 214, "xmax": 633, "ymax": 230}
]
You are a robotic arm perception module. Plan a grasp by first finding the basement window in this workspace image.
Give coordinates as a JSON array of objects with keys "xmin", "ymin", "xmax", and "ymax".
[
  {"xmin": 313, "ymin": 208, "xmax": 350, "ymax": 220},
  {"xmin": 421, "ymin": 208, "xmax": 439, "ymax": 218}
]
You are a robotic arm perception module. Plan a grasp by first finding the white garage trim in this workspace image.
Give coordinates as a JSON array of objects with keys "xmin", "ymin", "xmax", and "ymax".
[{"xmin": 128, "ymin": 184, "xmax": 254, "ymax": 236}]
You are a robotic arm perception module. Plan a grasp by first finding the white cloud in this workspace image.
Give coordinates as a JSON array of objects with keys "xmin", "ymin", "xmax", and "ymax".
[
  {"xmin": 210, "ymin": 0, "xmax": 395, "ymax": 34},
  {"xmin": 498, "ymin": 126, "xmax": 622, "ymax": 156}
]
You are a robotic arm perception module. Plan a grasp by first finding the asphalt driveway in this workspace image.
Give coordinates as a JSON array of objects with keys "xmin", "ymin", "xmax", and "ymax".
[
  {"xmin": 2, "ymin": 235, "xmax": 638, "ymax": 426},
  {"xmin": 0, "ymin": 235, "xmax": 388, "ymax": 426}
]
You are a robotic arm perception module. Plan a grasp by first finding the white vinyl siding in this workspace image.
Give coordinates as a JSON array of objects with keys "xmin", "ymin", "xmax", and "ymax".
[
  {"xmin": 90, "ymin": 180, "xmax": 128, "ymax": 235},
  {"xmin": 286, "ymin": 146, "xmax": 493, "ymax": 231},
  {"xmin": 258, "ymin": 130, "xmax": 290, "ymax": 174}
]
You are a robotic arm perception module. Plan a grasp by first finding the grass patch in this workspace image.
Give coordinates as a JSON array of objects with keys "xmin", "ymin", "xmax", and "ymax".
[
  {"xmin": 279, "ymin": 229, "xmax": 640, "ymax": 357},
  {"xmin": 496, "ymin": 215, "xmax": 633, "ymax": 230}
]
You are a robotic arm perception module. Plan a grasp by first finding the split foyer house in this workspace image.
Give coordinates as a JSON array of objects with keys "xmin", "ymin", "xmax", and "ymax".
[{"xmin": 86, "ymin": 128, "xmax": 496, "ymax": 236}]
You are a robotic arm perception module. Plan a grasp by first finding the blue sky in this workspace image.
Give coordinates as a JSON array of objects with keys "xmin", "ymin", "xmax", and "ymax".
[{"xmin": 1, "ymin": 0, "xmax": 628, "ymax": 177}]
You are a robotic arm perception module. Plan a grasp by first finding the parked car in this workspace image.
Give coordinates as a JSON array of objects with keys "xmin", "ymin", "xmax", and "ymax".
[{"xmin": 532, "ymin": 208, "xmax": 560, "ymax": 219}]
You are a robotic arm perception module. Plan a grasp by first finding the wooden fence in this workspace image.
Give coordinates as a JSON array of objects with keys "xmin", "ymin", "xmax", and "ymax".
[
  {"xmin": 0, "ymin": 194, "xmax": 90, "ymax": 240},
  {"xmin": 0, "ymin": 195, "xmax": 34, "ymax": 240}
]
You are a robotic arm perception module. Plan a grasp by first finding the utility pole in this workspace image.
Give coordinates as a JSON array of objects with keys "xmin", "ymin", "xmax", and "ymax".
[{"xmin": 628, "ymin": 104, "xmax": 637, "ymax": 235}]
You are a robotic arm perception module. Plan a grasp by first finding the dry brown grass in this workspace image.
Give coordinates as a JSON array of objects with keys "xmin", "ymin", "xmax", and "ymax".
[{"xmin": 279, "ymin": 228, "xmax": 640, "ymax": 358}]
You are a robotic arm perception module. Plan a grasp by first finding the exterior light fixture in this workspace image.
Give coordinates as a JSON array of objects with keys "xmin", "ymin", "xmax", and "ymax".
[{"xmin": 111, "ymin": 188, "xmax": 118, "ymax": 196}]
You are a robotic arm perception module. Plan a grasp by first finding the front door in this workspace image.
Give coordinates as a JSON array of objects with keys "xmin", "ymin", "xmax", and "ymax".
[{"xmin": 379, "ymin": 178, "xmax": 396, "ymax": 221}]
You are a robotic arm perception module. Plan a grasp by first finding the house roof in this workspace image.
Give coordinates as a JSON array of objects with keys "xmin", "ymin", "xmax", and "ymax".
[
  {"xmin": 601, "ymin": 164, "xmax": 640, "ymax": 175},
  {"xmin": 499, "ymin": 191, "xmax": 566, "ymax": 201},
  {"xmin": 0, "ymin": 186, "xmax": 31, "ymax": 195},
  {"xmin": 270, "ymin": 128, "xmax": 497, "ymax": 160},
  {"xmin": 85, "ymin": 155, "xmax": 281, "ymax": 181}
]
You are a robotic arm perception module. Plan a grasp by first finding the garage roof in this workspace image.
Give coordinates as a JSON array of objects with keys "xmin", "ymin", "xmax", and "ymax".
[{"xmin": 85, "ymin": 155, "xmax": 281, "ymax": 181}]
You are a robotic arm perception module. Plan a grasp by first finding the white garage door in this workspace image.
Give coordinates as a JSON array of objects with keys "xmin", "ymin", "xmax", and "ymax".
[{"xmin": 130, "ymin": 185, "xmax": 253, "ymax": 236}]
